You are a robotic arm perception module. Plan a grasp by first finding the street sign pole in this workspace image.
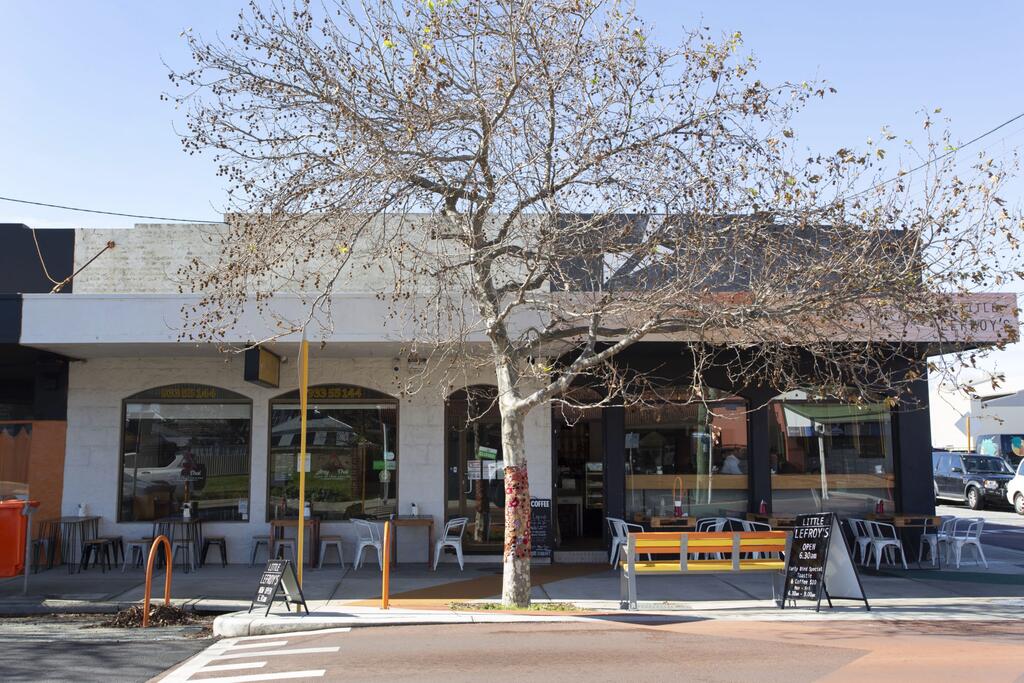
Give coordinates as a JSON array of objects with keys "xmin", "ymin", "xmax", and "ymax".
[{"xmin": 297, "ymin": 332, "xmax": 309, "ymax": 587}]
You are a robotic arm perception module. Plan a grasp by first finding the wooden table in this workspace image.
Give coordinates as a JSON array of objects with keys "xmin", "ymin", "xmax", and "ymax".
[
  {"xmin": 154, "ymin": 516, "xmax": 204, "ymax": 572},
  {"xmin": 389, "ymin": 515, "xmax": 434, "ymax": 568},
  {"xmin": 746, "ymin": 513, "xmax": 799, "ymax": 528},
  {"xmin": 649, "ymin": 516, "xmax": 697, "ymax": 530},
  {"xmin": 270, "ymin": 518, "xmax": 321, "ymax": 566}
]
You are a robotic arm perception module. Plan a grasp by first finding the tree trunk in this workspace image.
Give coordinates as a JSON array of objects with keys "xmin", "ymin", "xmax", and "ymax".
[{"xmin": 500, "ymin": 410, "xmax": 531, "ymax": 607}]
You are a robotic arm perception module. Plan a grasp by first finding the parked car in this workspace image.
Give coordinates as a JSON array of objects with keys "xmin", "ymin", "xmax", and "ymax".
[
  {"xmin": 1006, "ymin": 459, "xmax": 1024, "ymax": 515},
  {"xmin": 976, "ymin": 433, "xmax": 1024, "ymax": 471},
  {"xmin": 932, "ymin": 451, "xmax": 1015, "ymax": 510}
]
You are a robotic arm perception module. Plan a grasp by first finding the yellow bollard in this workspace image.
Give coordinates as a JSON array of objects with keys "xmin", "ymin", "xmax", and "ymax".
[{"xmin": 381, "ymin": 521, "xmax": 391, "ymax": 610}]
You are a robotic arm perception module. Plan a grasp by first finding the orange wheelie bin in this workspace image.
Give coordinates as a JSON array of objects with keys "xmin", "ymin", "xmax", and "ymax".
[{"xmin": 0, "ymin": 499, "xmax": 40, "ymax": 577}]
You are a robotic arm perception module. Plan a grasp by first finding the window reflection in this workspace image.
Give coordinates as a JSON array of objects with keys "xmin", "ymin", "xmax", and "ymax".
[
  {"xmin": 624, "ymin": 393, "xmax": 748, "ymax": 521},
  {"xmin": 769, "ymin": 393, "xmax": 894, "ymax": 515}
]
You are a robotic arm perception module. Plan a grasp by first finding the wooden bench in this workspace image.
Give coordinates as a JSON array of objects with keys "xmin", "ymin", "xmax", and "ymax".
[{"xmin": 619, "ymin": 531, "xmax": 788, "ymax": 609}]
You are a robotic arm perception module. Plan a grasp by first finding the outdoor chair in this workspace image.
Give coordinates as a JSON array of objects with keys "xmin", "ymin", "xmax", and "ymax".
[
  {"xmin": 946, "ymin": 518, "xmax": 987, "ymax": 569},
  {"xmin": 80, "ymin": 538, "xmax": 115, "ymax": 573},
  {"xmin": 607, "ymin": 517, "xmax": 646, "ymax": 566},
  {"xmin": 249, "ymin": 535, "xmax": 270, "ymax": 567},
  {"xmin": 318, "ymin": 535, "xmax": 345, "ymax": 569},
  {"xmin": 848, "ymin": 518, "xmax": 872, "ymax": 565},
  {"xmin": 30, "ymin": 536, "xmax": 50, "ymax": 573},
  {"xmin": 865, "ymin": 521, "xmax": 908, "ymax": 570},
  {"xmin": 353, "ymin": 519, "xmax": 384, "ymax": 570},
  {"xmin": 918, "ymin": 516, "xmax": 955, "ymax": 567},
  {"xmin": 201, "ymin": 536, "xmax": 228, "ymax": 567},
  {"xmin": 433, "ymin": 517, "xmax": 468, "ymax": 570}
]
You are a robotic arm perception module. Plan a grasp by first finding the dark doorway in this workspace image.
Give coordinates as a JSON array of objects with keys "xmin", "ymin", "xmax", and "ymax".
[{"xmin": 554, "ymin": 400, "xmax": 605, "ymax": 550}]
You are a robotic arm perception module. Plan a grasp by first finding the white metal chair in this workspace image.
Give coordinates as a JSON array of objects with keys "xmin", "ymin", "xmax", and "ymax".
[
  {"xmin": 353, "ymin": 519, "xmax": 384, "ymax": 570},
  {"xmin": 847, "ymin": 518, "xmax": 872, "ymax": 565},
  {"xmin": 866, "ymin": 521, "xmax": 908, "ymax": 570},
  {"xmin": 433, "ymin": 517, "xmax": 468, "ymax": 570},
  {"xmin": 607, "ymin": 517, "xmax": 646, "ymax": 566},
  {"xmin": 730, "ymin": 518, "xmax": 773, "ymax": 559},
  {"xmin": 946, "ymin": 518, "xmax": 987, "ymax": 569},
  {"xmin": 918, "ymin": 516, "xmax": 955, "ymax": 567}
]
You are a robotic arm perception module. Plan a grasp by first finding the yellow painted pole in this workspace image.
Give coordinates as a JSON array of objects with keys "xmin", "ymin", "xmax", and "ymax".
[
  {"xmin": 381, "ymin": 521, "xmax": 391, "ymax": 609},
  {"xmin": 297, "ymin": 335, "xmax": 309, "ymax": 586},
  {"xmin": 966, "ymin": 415, "xmax": 971, "ymax": 452}
]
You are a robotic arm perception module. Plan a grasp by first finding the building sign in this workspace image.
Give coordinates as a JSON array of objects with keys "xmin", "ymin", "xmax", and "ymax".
[
  {"xmin": 248, "ymin": 559, "xmax": 309, "ymax": 616},
  {"xmin": 309, "ymin": 386, "xmax": 365, "ymax": 400},
  {"xmin": 476, "ymin": 446, "xmax": 498, "ymax": 460},
  {"xmin": 779, "ymin": 512, "xmax": 869, "ymax": 612},
  {"xmin": 244, "ymin": 346, "xmax": 281, "ymax": 388},
  {"xmin": 128, "ymin": 384, "xmax": 247, "ymax": 401}
]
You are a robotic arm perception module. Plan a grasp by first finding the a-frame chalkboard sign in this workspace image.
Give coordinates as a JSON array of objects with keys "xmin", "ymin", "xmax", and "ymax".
[
  {"xmin": 249, "ymin": 559, "xmax": 310, "ymax": 616},
  {"xmin": 778, "ymin": 512, "xmax": 870, "ymax": 612}
]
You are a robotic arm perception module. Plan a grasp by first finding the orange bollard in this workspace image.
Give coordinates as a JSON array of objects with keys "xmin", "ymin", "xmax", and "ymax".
[
  {"xmin": 142, "ymin": 535, "xmax": 172, "ymax": 628},
  {"xmin": 381, "ymin": 521, "xmax": 391, "ymax": 610}
]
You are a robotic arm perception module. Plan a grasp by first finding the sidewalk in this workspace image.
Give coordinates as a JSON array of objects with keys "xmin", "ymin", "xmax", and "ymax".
[{"xmin": 2, "ymin": 540, "xmax": 1022, "ymax": 635}]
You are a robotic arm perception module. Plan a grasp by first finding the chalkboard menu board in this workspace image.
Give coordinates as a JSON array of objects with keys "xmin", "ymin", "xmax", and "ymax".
[
  {"xmin": 779, "ymin": 512, "xmax": 869, "ymax": 612},
  {"xmin": 782, "ymin": 513, "xmax": 833, "ymax": 604},
  {"xmin": 530, "ymin": 498, "xmax": 553, "ymax": 559},
  {"xmin": 249, "ymin": 559, "xmax": 309, "ymax": 616}
]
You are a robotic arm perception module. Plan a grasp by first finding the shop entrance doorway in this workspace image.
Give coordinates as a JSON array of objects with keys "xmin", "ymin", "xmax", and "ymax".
[{"xmin": 554, "ymin": 402, "xmax": 605, "ymax": 551}]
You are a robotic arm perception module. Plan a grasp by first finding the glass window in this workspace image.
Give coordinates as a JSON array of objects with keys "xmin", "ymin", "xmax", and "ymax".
[
  {"xmin": 119, "ymin": 385, "xmax": 251, "ymax": 522},
  {"xmin": 769, "ymin": 394, "xmax": 893, "ymax": 516},
  {"xmin": 962, "ymin": 456, "xmax": 1012, "ymax": 474},
  {"xmin": 445, "ymin": 387, "xmax": 504, "ymax": 553},
  {"xmin": 625, "ymin": 392, "xmax": 748, "ymax": 521},
  {"xmin": 268, "ymin": 387, "xmax": 397, "ymax": 521}
]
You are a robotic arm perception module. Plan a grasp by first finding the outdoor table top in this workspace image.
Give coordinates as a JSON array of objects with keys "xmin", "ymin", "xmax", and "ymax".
[
  {"xmin": 42, "ymin": 516, "xmax": 101, "ymax": 524},
  {"xmin": 649, "ymin": 516, "xmax": 697, "ymax": 529}
]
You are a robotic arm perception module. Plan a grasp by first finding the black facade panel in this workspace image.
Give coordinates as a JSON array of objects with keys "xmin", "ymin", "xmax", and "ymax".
[{"xmin": 0, "ymin": 224, "xmax": 75, "ymax": 294}]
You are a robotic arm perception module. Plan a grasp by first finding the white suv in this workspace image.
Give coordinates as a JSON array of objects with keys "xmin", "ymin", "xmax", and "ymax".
[{"xmin": 1007, "ymin": 459, "xmax": 1024, "ymax": 515}]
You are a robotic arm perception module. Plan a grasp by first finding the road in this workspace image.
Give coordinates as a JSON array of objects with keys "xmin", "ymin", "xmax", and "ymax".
[
  {"xmin": 0, "ymin": 615, "xmax": 213, "ymax": 682},
  {"xmin": 158, "ymin": 619, "xmax": 1024, "ymax": 683},
  {"xmin": 936, "ymin": 503, "xmax": 1024, "ymax": 552}
]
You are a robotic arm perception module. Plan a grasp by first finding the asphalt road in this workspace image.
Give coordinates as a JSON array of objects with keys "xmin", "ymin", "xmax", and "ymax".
[
  {"xmin": 936, "ymin": 503, "xmax": 1024, "ymax": 552},
  {"xmin": 0, "ymin": 615, "xmax": 213, "ymax": 683},
  {"xmin": 158, "ymin": 619, "xmax": 1024, "ymax": 683}
]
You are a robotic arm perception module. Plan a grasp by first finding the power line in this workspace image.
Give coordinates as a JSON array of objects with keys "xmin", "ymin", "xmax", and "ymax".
[
  {"xmin": 847, "ymin": 110, "xmax": 1024, "ymax": 200},
  {"xmin": 0, "ymin": 194, "xmax": 223, "ymax": 224}
]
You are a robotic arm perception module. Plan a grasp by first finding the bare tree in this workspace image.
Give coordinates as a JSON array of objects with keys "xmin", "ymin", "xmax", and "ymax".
[{"xmin": 170, "ymin": 0, "xmax": 1021, "ymax": 606}]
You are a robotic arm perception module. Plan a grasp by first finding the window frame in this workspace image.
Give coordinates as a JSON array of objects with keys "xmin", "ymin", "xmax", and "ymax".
[{"xmin": 116, "ymin": 385, "xmax": 253, "ymax": 523}]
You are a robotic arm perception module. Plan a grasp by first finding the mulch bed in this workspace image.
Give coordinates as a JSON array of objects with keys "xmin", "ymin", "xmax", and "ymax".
[{"xmin": 100, "ymin": 605, "xmax": 200, "ymax": 628}]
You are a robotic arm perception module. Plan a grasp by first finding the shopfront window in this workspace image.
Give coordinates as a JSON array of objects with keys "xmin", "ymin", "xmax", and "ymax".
[
  {"xmin": 268, "ymin": 385, "xmax": 398, "ymax": 521},
  {"xmin": 624, "ymin": 391, "xmax": 749, "ymax": 522},
  {"xmin": 119, "ymin": 384, "xmax": 252, "ymax": 522},
  {"xmin": 768, "ymin": 392, "xmax": 894, "ymax": 516},
  {"xmin": 446, "ymin": 387, "xmax": 505, "ymax": 553}
]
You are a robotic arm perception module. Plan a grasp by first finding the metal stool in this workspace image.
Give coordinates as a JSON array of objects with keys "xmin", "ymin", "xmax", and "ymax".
[
  {"xmin": 171, "ymin": 539, "xmax": 197, "ymax": 573},
  {"xmin": 31, "ymin": 537, "xmax": 50, "ymax": 573},
  {"xmin": 122, "ymin": 538, "xmax": 153, "ymax": 572},
  {"xmin": 249, "ymin": 535, "xmax": 270, "ymax": 567},
  {"xmin": 318, "ymin": 536, "xmax": 344, "ymax": 569},
  {"xmin": 274, "ymin": 539, "xmax": 297, "ymax": 563},
  {"xmin": 201, "ymin": 536, "xmax": 228, "ymax": 567},
  {"xmin": 81, "ymin": 538, "xmax": 114, "ymax": 572}
]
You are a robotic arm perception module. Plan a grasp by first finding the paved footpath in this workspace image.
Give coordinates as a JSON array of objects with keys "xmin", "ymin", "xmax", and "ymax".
[{"xmin": 157, "ymin": 618, "xmax": 1024, "ymax": 683}]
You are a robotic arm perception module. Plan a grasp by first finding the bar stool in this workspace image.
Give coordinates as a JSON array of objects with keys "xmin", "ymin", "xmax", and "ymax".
[
  {"xmin": 201, "ymin": 536, "xmax": 228, "ymax": 567},
  {"xmin": 249, "ymin": 535, "xmax": 270, "ymax": 567},
  {"xmin": 31, "ymin": 537, "xmax": 50, "ymax": 573},
  {"xmin": 274, "ymin": 538, "xmax": 297, "ymax": 563},
  {"xmin": 122, "ymin": 538, "xmax": 153, "ymax": 572},
  {"xmin": 318, "ymin": 536, "xmax": 344, "ymax": 569},
  {"xmin": 81, "ymin": 538, "xmax": 115, "ymax": 572}
]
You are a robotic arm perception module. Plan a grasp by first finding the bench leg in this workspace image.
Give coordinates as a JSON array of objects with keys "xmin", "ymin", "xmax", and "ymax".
[
  {"xmin": 628, "ymin": 569, "xmax": 638, "ymax": 610},
  {"xmin": 619, "ymin": 569, "xmax": 629, "ymax": 610}
]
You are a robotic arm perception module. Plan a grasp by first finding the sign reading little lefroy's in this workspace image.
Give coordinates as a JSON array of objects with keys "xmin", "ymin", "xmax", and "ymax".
[
  {"xmin": 249, "ymin": 559, "xmax": 309, "ymax": 616},
  {"xmin": 779, "ymin": 512, "xmax": 869, "ymax": 612}
]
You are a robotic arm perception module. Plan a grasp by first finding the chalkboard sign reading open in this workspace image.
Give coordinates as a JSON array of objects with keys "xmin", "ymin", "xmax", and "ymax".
[
  {"xmin": 530, "ymin": 498, "xmax": 553, "ymax": 560},
  {"xmin": 249, "ymin": 559, "xmax": 310, "ymax": 616},
  {"xmin": 779, "ymin": 512, "xmax": 869, "ymax": 612}
]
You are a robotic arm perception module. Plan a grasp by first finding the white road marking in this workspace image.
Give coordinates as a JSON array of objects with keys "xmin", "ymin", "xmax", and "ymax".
[
  {"xmin": 196, "ymin": 662, "xmax": 268, "ymax": 673},
  {"xmin": 181, "ymin": 671, "xmax": 325, "ymax": 683},
  {"xmin": 233, "ymin": 627, "xmax": 350, "ymax": 641},
  {"xmin": 212, "ymin": 647, "xmax": 340, "ymax": 660},
  {"xmin": 223, "ymin": 641, "xmax": 289, "ymax": 650}
]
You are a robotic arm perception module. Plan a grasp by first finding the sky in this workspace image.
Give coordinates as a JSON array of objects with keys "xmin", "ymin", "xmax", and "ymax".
[{"xmin": 2, "ymin": 1, "xmax": 1024, "ymax": 430}]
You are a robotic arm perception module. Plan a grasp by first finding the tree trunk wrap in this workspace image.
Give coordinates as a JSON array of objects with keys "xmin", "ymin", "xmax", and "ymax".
[{"xmin": 502, "ymin": 464, "xmax": 532, "ymax": 606}]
